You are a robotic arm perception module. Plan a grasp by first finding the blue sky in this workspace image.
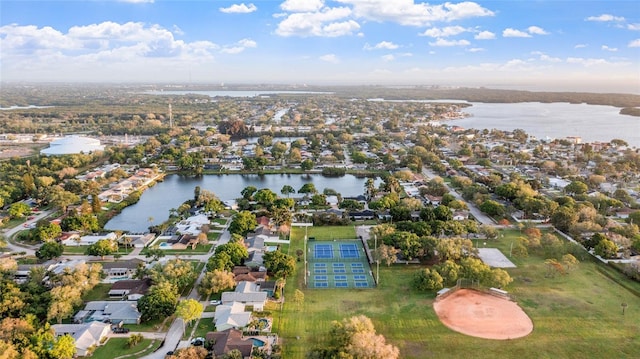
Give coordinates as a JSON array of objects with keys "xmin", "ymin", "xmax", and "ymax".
[{"xmin": 1, "ymin": 0, "xmax": 639, "ymax": 93}]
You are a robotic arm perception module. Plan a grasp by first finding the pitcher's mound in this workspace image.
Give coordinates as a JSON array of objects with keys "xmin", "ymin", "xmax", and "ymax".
[{"xmin": 434, "ymin": 289, "xmax": 533, "ymax": 340}]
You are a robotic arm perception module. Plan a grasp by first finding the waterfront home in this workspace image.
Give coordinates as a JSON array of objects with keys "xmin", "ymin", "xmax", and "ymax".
[{"xmin": 67, "ymin": 232, "xmax": 117, "ymax": 246}]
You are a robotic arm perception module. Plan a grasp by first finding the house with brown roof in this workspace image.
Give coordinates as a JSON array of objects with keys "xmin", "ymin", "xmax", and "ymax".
[
  {"xmin": 108, "ymin": 278, "xmax": 151, "ymax": 300},
  {"xmin": 205, "ymin": 328, "xmax": 253, "ymax": 358}
]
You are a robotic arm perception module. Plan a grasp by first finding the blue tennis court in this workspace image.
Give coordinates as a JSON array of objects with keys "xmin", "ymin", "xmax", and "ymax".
[
  {"xmin": 314, "ymin": 244, "xmax": 334, "ymax": 259},
  {"xmin": 307, "ymin": 240, "xmax": 375, "ymax": 289},
  {"xmin": 340, "ymin": 243, "xmax": 360, "ymax": 258}
]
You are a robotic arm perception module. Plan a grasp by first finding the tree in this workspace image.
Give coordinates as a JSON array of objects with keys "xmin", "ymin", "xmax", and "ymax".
[
  {"xmin": 35, "ymin": 242, "xmax": 64, "ymax": 260},
  {"xmin": 240, "ymin": 186, "xmax": 257, "ymax": 200},
  {"xmin": 565, "ymin": 180, "xmax": 588, "ymax": 196},
  {"xmin": 137, "ymin": 281, "xmax": 179, "ymax": 322},
  {"xmin": 172, "ymin": 346, "xmax": 208, "ymax": 359},
  {"xmin": 375, "ymin": 244, "xmax": 399, "ymax": 266},
  {"xmin": 215, "ymin": 242, "xmax": 249, "ymax": 267},
  {"xmin": 551, "ymin": 206, "xmax": 578, "ymax": 233},
  {"xmin": 228, "ymin": 211, "xmax": 257, "ymax": 236},
  {"xmin": 298, "ymin": 183, "xmax": 317, "ymax": 194},
  {"xmin": 414, "ymin": 268, "xmax": 444, "ymax": 291},
  {"xmin": 148, "ymin": 259, "xmax": 196, "ymax": 292},
  {"xmin": 206, "ymin": 251, "xmax": 234, "ymax": 272},
  {"xmin": 479, "ymin": 200, "xmax": 506, "ymax": 217},
  {"xmin": 281, "ymin": 185, "xmax": 295, "ymax": 197},
  {"xmin": 86, "ymin": 239, "xmax": 117, "ymax": 260},
  {"xmin": 32, "ymin": 221, "xmax": 61, "ymax": 242},
  {"xmin": 127, "ymin": 333, "xmax": 144, "ymax": 348},
  {"xmin": 327, "ymin": 315, "xmax": 399, "ymax": 359},
  {"xmin": 49, "ymin": 334, "xmax": 76, "ymax": 359},
  {"xmin": 145, "ymin": 246, "xmax": 165, "ymax": 261},
  {"xmin": 263, "ymin": 250, "xmax": 296, "ymax": 278},
  {"xmin": 175, "ymin": 299, "xmax": 203, "ymax": 329},
  {"xmin": 300, "ymin": 159, "xmax": 314, "ymax": 171},
  {"xmin": 594, "ymin": 239, "xmax": 618, "ymax": 259},
  {"xmin": 8, "ymin": 202, "xmax": 30, "ymax": 218},
  {"xmin": 47, "ymin": 187, "xmax": 80, "ymax": 213},
  {"xmin": 198, "ymin": 270, "xmax": 236, "ymax": 297},
  {"xmin": 254, "ymin": 188, "xmax": 277, "ymax": 208}
]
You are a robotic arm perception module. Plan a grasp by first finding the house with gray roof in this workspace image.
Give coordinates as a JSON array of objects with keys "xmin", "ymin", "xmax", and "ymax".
[
  {"xmin": 52, "ymin": 322, "xmax": 111, "ymax": 356},
  {"xmin": 75, "ymin": 301, "xmax": 141, "ymax": 324},
  {"xmin": 221, "ymin": 281, "xmax": 267, "ymax": 311}
]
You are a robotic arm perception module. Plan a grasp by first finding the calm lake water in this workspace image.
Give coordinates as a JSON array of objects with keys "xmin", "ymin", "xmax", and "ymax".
[
  {"xmin": 456, "ymin": 102, "xmax": 640, "ymax": 147},
  {"xmin": 105, "ymin": 174, "xmax": 379, "ymax": 232}
]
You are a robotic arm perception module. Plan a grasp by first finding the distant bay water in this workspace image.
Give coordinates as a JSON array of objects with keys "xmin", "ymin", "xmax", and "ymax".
[{"xmin": 455, "ymin": 102, "xmax": 640, "ymax": 147}]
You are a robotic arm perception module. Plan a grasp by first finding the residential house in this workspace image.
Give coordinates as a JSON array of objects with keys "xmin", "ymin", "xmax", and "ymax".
[
  {"xmin": 232, "ymin": 266, "xmax": 267, "ymax": 283},
  {"xmin": 348, "ymin": 209, "xmax": 376, "ymax": 221},
  {"xmin": 120, "ymin": 233, "xmax": 155, "ymax": 248},
  {"xmin": 74, "ymin": 301, "xmax": 141, "ymax": 324},
  {"xmin": 108, "ymin": 278, "xmax": 151, "ymax": 300},
  {"xmin": 174, "ymin": 213, "xmax": 210, "ymax": 236},
  {"xmin": 214, "ymin": 302, "xmax": 252, "ymax": 332},
  {"xmin": 66, "ymin": 232, "xmax": 117, "ymax": 246},
  {"xmin": 52, "ymin": 322, "xmax": 111, "ymax": 357},
  {"xmin": 101, "ymin": 259, "xmax": 144, "ymax": 280},
  {"xmin": 206, "ymin": 328, "xmax": 254, "ymax": 359},
  {"xmin": 221, "ymin": 281, "xmax": 268, "ymax": 311}
]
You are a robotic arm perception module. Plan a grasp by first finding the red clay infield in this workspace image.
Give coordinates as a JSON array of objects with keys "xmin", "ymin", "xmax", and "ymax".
[{"xmin": 433, "ymin": 289, "xmax": 533, "ymax": 340}]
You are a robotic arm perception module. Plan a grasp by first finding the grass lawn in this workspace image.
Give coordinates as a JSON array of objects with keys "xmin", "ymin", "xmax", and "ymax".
[
  {"xmin": 126, "ymin": 317, "xmax": 171, "ymax": 332},
  {"xmin": 63, "ymin": 245, "xmax": 90, "ymax": 254},
  {"xmin": 276, "ymin": 227, "xmax": 640, "ymax": 359},
  {"xmin": 87, "ymin": 338, "xmax": 160, "ymax": 359},
  {"xmin": 304, "ymin": 225, "xmax": 356, "ymax": 240},
  {"xmin": 207, "ymin": 232, "xmax": 221, "ymax": 241},
  {"xmin": 82, "ymin": 283, "xmax": 112, "ymax": 301}
]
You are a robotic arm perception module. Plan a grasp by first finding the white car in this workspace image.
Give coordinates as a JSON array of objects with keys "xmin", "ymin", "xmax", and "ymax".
[{"xmin": 209, "ymin": 300, "xmax": 221, "ymax": 306}]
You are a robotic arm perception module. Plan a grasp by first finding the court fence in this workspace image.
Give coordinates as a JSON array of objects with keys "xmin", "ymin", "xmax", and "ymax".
[{"xmin": 436, "ymin": 278, "xmax": 515, "ymax": 302}]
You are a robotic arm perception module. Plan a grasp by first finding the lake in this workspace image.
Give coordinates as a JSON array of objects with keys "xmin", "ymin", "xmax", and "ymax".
[
  {"xmin": 105, "ymin": 174, "xmax": 380, "ymax": 232},
  {"xmin": 455, "ymin": 102, "xmax": 640, "ymax": 147}
]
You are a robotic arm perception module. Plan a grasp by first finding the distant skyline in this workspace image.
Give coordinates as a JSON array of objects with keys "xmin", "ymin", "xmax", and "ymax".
[{"xmin": 1, "ymin": 0, "xmax": 639, "ymax": 93}]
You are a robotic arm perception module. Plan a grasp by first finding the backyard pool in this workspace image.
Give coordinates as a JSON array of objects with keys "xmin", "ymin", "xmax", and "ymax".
[{"xmin": 251, "ymin": 338, "xmax": 266, "ymax": 347}]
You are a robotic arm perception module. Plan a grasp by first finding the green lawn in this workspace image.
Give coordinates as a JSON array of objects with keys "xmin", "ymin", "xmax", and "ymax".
[
  {"xmin": 82, "ymin": 283, "xmax": 112, "ymax": 301},
  {"xmin": 207, "ymin": 232, "xmax": 221, "ymax": 241},
  {"xmin": 126, "ymin": 317, "xmax": 171, "ymax": 332},
  {"xmin": 305, "ymin": 225, "xmax": 356, "ymax": 240},
  {"xmin": 63, "ymin": 245, "xmax": 90, "ymax": 254},
  {"xmin": 276, "ymin": 227, "xmax": 640, "ymax": 359},
  {"xmin": 86, "ymin": 338, "xmax": 160, "ymax": 359}
]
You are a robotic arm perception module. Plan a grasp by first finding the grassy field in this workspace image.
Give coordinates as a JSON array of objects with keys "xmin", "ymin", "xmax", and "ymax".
[
  {"xmin": 274, "ymin": 226, "xmax": 640, "ymax": 359},
  {"xmin": 82, "ymin": 283, "xmax": 113, "ymax": 301},
  {"xmin": 87, "ymin": 338, "xmax": 160, "ymax": 359}
]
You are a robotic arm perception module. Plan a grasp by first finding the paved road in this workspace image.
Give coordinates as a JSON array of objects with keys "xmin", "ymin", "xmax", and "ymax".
[
  {"xmin": 421, "ymin": 168, "xmax": 495, "ymax": 225},
  {"xmin": 2, "ymin": 209, "xmax": 54, "ymax": 255}
]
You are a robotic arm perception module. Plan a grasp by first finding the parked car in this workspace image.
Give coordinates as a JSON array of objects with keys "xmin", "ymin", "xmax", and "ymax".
[
  {"xmin": 191, "ymin": 337, "xmax": 205, "ymax": 346},
  {"xmin": 112, "ymin": 327, "xmax": 130, "ymax": 333},
  {"xmin": 209, "ymin": 300, "xmax": 221, "ymax": 306}
]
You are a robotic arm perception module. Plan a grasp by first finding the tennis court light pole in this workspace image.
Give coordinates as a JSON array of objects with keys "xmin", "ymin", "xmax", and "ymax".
[
  {"xmin": 304, "ymin": 224, "xmax": 308, "ymax": 286},
  {"xmin": 375, "ymin": 234, "xmax": 379, "ymax": 285}
]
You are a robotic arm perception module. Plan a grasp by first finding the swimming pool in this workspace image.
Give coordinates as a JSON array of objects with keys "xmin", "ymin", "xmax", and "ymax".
[{"xmin": 251, "ymin": 338, "xmax": 266, "ymax": 347}]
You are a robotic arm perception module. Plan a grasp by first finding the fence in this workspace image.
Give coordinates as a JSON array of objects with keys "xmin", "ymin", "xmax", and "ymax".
[{"xmin": 435, "ymin": 278, "xmax": 516, "ymax": 302}]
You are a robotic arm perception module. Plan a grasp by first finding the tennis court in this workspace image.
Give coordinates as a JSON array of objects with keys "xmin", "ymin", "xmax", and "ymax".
[{"xmin": 307, "ymin": 240, "xmax": 374, "ymax": 289}]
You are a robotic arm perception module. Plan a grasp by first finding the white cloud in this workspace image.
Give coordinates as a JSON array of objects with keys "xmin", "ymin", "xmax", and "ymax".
[
  {"xmin": 601, "ymin": 45, "xmax": 618, "ymax": 52},
  {"xmin": 275, "ymin": 6, "xmax": 358, "ymax": 37},
  {"xmin": 420, "ymin": 25, "xmax": 467, "ymax": 37},
  {"xmin": 221, "ymin": 38, "xmax": 257, "ymax": 54},
  {"xmin": 320, "ymin": 53, "xmax": 339, "ymax": 63},
  {"xmin": 566, "ymin": 57, "xmax": 610, "ymax": 66},
  {"xmin": 474, "ymin": 30, "xmax": 495, "ymax": 40},
  {"xmin": 335, "ymin": 0, "xmax": 494, "ymax": 27},
  {"xmin": 467, "ymin": 47, "xmax": 484, "ymax": 52},
  {"xmin": 220, "ymin": 3, "xmax": 257, "ymax": 14},
  {"xmin": 429, "ymin": 38, "xmax": 470, "ymax": 47},
  {"xmin": 364, "ymin": 41, "xmax": 399, "ymax": 50},
  {"xmin": 586, "ymin": 14, "xmax": 625, "ymax": 22},
  {"xmin": 531, "ymin": 51, "xmax": 561, "ymax": 62},
  {"xmin": 628, "ymin": 39, "xmax": 640, "ymax": 48},
  {"xmin": 503, "ymin": 28, "xmax": 531, "ymax": 38},
  {"xmin": 381, "ymin": 54, "xmax": 395, "ymax": 62},
  {"xmin": 527, "ymin": 26, "xmax": 548, "ymax": 35},
  {"xmin": 628, "ymin": 23, "xmax": 640, "ymax": 31},
  {"xmin": 574, "ymin": 44, "xmax": 587, "ymax": 48},
  {"xmin": 281, "ymin": 0, "xmax": 325, "ymax": 12}
]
